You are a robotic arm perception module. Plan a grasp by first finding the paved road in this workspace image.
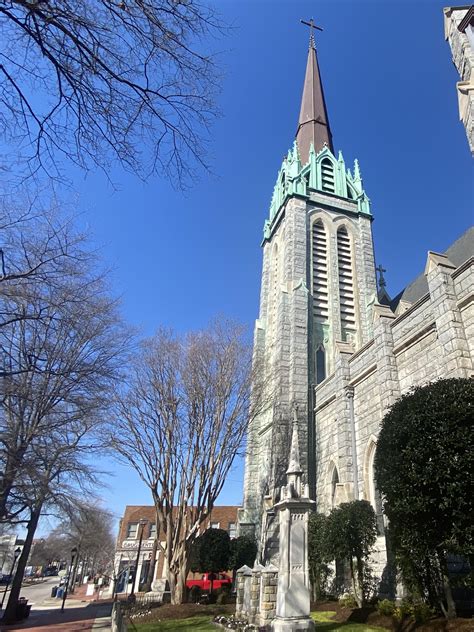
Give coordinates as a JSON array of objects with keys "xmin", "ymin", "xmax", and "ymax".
[
  {"xmin": 17, "ymin": 577, "xmax": 58, "ymax": 607},
  {"xmin": 0, "ymin": 577, "xmax": 57, "ymax": 613}
]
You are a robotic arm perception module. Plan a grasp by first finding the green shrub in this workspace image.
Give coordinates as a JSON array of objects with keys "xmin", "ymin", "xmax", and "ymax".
[
  {"xmin": 215, "ymin": 585, "xmax": 231, "ymax": 605},
  {"xmin": 339, "ymin": 593, "xmax": 358, "ymax": 608},
  {"xmin": 188, "ymin": 585, "xmax": 202, "ymax": 603},
  {"xmin": 376, "ymin": 599, "xmax": 396, "ymax": 616},
  {"xmin": 393, "ymin": 599, "xmax": 413, "ymax": 621},
  {"xmin": 412, "ymin": 601, "xmax": 434, "ymax": 623}
]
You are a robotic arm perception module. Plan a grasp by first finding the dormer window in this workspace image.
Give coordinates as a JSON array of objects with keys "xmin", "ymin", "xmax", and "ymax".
[{"xmin": 321, "ymin": 158, "xmax": 335, "ymax": 193}]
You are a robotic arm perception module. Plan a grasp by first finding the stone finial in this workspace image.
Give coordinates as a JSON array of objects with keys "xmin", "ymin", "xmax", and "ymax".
[
  {"xmin": 286, "ymin": 405, "xmax": 303, "ymax": 476},
  {"xmin": 285, "ymin": 405, "xmax": 304, "ymax": 499}
]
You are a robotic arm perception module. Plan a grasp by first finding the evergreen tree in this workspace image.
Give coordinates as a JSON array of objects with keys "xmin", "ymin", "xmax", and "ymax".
[
  {"xmin": 190, "ymin": 528, "xmax": 230, "ymax": 594},
  {"xmin": 325, "ymin": 500, "xmax": 377, "ymax": 607},
  {"xmin": 308, "ymin": 513, "xmax": 331, "ymax": 601},
  {"xmin": 374, "ymin": 378, "xmax": 474, "ymax": 619}
]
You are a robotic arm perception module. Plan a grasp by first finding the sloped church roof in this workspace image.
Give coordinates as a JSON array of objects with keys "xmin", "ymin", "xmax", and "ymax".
[{"xmin": 390, "ymin": 226, "xmax": 474, "ymax": 310}]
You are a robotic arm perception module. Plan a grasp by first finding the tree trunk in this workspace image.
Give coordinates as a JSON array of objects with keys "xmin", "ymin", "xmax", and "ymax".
[
  {"xmin": 356, "ymin": 556, "xmax": 365, "ymax": 607},
  {"xmin": 438, "ymin": 553, "xmax": 456, "ymax": 619},
  {"xmin": 0, "ymin": 447, "xmax": 26, "ymax": 521},
  {"xmin": 2, "ymin": 503, "xmax": 42, "ymax": 623},
  {"xmin": 349, "ymin": 558, "xmax": 362, "ymax": 608},
  {"xmin": 169, "ymin": 564, "xmax": 188, "ymax": 605},
  {"xmin": 145, "ymin": 539, "xmax": 158, "ymax": 592}
]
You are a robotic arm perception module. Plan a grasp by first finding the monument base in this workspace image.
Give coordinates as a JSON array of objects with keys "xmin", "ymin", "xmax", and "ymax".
[{"xmin": 271, "ymin": 616, "xmax": 315, "ymax": 631}]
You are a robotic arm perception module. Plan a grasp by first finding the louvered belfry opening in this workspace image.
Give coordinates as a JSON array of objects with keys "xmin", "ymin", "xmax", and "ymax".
[
  {"xmin": 321, "ymin": 158, "xmax": 335, "ymax": 193},
  {"xmin": 312, "ymin": 221, "xmax": 329, "ymax": 323},
  {"xmin": 312, "ymin": 221, "xmax": 329, "ymax": 383},
  {"xmin": 337, "ymin": 226, "xmax": 357, "ymax": 342},
  {"xmin": 269, "ymin": 243, "xmax": 279, "ymax": 341}
]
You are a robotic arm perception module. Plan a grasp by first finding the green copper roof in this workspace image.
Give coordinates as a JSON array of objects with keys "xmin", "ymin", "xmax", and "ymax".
[{"xmin": 265, "ymin": 142, "xmax": 371, "ymax": 239}]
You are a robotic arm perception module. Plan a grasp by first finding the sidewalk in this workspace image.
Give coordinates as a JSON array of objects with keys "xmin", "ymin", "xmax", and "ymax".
[{"xmin": 0, "ymin": 586, "xmax": 113, "ymax": 632}]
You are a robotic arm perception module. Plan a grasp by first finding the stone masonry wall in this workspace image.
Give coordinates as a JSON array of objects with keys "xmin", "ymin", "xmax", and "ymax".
[{"xmin": 314, "ymin": 255, "xmax": 474, "ymax": 578}]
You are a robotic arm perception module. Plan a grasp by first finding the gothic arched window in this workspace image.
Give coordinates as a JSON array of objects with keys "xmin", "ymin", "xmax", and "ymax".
[
  {"xmin": 321, "ymin": 158, "xmax": 335, "ymax": 193},
  {"xmin": 331, "ymin": 465, "xmax": 339, "ymax": 508},
  {"xmin": 337, "ymin": 226, "xmax": 356, "ymax": 342},
  {"xmin": 316, "ymin": 344, "xmax": 326, "ymax": 384},
  {"xmin": 367, "ymin": 441, "xmax": 384, "ymax": 534}
]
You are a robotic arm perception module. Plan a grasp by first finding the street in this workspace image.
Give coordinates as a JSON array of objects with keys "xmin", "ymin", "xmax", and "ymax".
[
  {"xmin": 0, "ymin": 577, "xmax": 112, "ymax": 631},
  {"xmin": 16, "ymin": 577, "xmax": 58, "ymax": 609}
]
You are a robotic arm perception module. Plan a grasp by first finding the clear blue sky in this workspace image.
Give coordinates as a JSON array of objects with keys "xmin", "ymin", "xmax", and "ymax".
[{"xmin": 57, "ymin": 0, "xmax": 473, "ymax": 530}]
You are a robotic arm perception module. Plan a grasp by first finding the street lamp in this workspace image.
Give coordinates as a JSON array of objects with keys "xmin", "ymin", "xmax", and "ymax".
[
  {"xmin": 129, "ymin": 518, "xmax": 147, "ymax": 600},
  {"xmin": 60, "ymin": 547, "xmax": 77, "ymax": 613},
  {"xmin": 0, "ymin": 547, "xmax": 21, "ymax": 610}
]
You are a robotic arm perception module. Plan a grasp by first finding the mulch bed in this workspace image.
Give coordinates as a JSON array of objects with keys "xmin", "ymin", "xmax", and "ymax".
[
  {"xmin": 127, "ymin": 602, "xmax": 235, "ymax": 623},
  {"xmin": 311, "ymin": 600, "xmax": 474, "ymax": 631}
]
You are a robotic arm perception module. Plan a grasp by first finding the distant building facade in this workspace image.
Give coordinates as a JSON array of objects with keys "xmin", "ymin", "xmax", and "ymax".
[
  {"xmin": 445, "ymin": 5, "xmax": 474, "ymax": 154},
  {"xmin": 0, "ymin": 534, "xmax": 23, "ymax": 577},
  {"xmin": 113, "ymin": 505, "xmax": 238, "ymax": 595}
]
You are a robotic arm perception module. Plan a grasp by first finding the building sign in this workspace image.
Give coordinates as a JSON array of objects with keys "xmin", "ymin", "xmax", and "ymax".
[{"xmin": 120, "ymin": 540, "xmax": 154, "ymax": 551}]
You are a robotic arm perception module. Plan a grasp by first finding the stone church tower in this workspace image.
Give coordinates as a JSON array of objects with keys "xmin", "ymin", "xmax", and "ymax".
[
  {"xmin": 238, "ymin": 33, "xmax": 378, "ymax": 552},
  {"xmin": 239, "ymin": 29, "xmax": 474, "ymax": 577}
]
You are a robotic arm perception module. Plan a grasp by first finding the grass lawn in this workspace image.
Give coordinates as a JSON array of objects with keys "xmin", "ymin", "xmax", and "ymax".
[
  {"xmin": 311, "ymin": 611, "xmax": 387, "ymax": 631},
  {"xmin": 132, "ymin": 615, "xmax": 216, "ymax": 631},
  {"xmin": 132, "ymin": 611, "xmax": 388, "ymax": 631}
]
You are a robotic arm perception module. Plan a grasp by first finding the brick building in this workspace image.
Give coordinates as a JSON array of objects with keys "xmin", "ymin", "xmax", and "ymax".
[{"xmin": 113, "ymin": 505, "xmax": 238, "ymax": 594}]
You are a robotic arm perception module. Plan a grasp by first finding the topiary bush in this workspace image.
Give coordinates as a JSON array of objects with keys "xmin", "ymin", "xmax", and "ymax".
[
  {"xmin": 339, "ymin": 593, "xmax": 358, "ymax": 608},
  {"xmin": 376, "ymin": 599, "xmax": 396, "ymax": 616}
]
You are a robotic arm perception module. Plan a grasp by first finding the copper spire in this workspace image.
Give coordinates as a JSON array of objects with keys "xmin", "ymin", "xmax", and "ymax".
[{"xmin": 295, "ymin": 34, "xmax": 333, "ymax": 164}]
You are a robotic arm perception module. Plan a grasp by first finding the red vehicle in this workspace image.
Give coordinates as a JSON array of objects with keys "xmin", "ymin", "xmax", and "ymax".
[{"xmin": 186, "ymin": 572, "xmax": 231, "ymax": 592}]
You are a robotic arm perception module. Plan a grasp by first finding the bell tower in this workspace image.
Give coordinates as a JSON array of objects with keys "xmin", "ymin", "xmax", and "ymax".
[{"xmin": 239, "ymin": 26, "xmax": 377, "ymax": 553}]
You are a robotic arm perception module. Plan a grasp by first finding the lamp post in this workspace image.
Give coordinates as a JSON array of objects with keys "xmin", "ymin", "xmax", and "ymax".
[
  {"xmin": 0, "ymin": 547, "xmax": 21, "ymax": 610},
  {"xmin": 130, "ymin": 519, "xmax": 147, "ymax": 599},
  {"xmin": 60, "ymin": 547, "xmax": 77, "ymax": 613}
]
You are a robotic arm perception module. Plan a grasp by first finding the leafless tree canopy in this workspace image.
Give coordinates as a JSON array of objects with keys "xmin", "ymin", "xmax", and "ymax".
[
  {"xmin": 112, "ymin": 320, "xmax": 270, "ymax": 603},
  {"xmin": 0, "ymin": 0, "xmax": 222, "ymax": 184},
  {"xmin": 0, "ymin": 201, "xmax": 130, "ymax": 622},
  {"xmin": 31, "ymin": 503, "xmax": 115, "ymax": 575}
]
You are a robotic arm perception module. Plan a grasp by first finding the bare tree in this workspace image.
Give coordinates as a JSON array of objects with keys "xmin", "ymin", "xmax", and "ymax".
[
  {"xmin": 59, "ymin": 501, "xmax": 116, "ymax": 583},
  {"xmin": 0, "ymin": 190, "xmax": 93, "ymax": 347},
  {"xmin": 0, "ymin": 272, "xmax": 130, "ymax": 522},
  {"xmin": 2, "ymin": 426, "xmax": 108, "ymax": 623},
  {"xmin": 0, "ymin": 0, "xmax": 223, "ymax": 185},
  {"xmin": 111, "ymin": 320, "xmax": 269, "ymax": 603},
  {"xmin": 0, "ymin": 195, "xmax": 132, "ymax": 525}
]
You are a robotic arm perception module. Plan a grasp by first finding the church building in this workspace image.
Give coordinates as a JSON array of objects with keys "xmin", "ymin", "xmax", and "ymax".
[{"xmin": 238, "ymin": 27, "xmax": 474, "ymax": 583}]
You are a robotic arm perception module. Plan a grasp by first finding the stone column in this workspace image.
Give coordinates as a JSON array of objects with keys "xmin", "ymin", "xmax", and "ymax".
[
  {"xmin": 235, "ymin": 565, "xmax": 252, "ymax": 620},
  {"xmin": 425, "ymin": 252, "xmax": 473, "ymax": 377},
  {"xmin": 250, "ymin": 564, "xmax": 264, "ymax": 623},
  {"xmin": 259, "ymin": 564, "xmax": 278, "ymax": 627},
  {"xmin": 272, "ymin": 413, "xmax": 315, "ymax": 631}
]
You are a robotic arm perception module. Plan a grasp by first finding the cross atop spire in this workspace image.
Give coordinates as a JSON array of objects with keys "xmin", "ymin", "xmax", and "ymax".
[
  {"xmin": 300, "ymin": 18, "xmax": 323, "ymax": 49},
  {"xmin": 376, "ymin": 264, "xmax": 387, "ymax": 289},
  {"xmin": 296, "ymin": 19, "xmax": 333, "ymax": 164}
]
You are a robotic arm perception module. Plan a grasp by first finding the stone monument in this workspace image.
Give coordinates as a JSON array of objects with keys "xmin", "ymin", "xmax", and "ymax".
[{"xmin": 272, "ymin": 407, "xmax": 315, "ymax": 631}]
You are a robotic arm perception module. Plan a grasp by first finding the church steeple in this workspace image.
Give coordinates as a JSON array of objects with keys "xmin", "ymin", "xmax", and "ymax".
[{"xmin": 295, "ymin": 33, "xmax": 333, "ymax": 164}]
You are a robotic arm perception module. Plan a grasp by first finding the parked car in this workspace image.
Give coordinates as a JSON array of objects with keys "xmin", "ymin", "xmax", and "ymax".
[
  {"xmin": 0, "ymin": 573, "xmax": 12, "ymax": 585},
  {"xmin": 186, "ymin": 572, "xmax": 231, "ymax": 592}
]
